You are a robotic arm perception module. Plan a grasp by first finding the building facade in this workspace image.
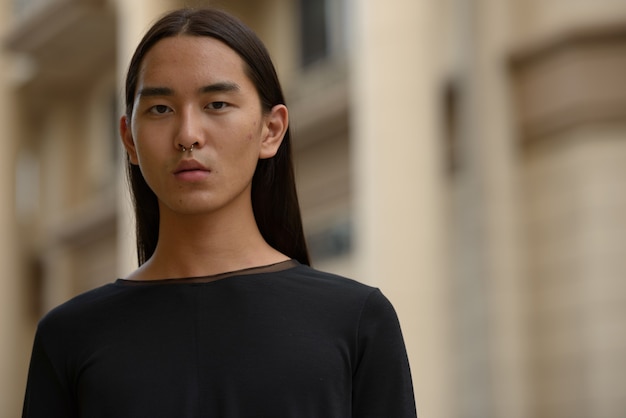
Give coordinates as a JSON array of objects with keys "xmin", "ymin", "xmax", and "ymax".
[{"xmin": 1, "ymin": 0, "xmax": 625, "ymax": 417}]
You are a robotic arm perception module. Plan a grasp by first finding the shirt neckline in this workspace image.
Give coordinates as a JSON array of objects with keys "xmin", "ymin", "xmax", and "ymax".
[{"xmin": 115, "ymin": 259, "xmax": 300, "ymax": 286}]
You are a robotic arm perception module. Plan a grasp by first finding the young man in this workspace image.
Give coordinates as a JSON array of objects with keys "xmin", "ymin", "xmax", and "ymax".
[{"xmin": 22, "ymin": 8, "xmax": 417, "ymax": 417}]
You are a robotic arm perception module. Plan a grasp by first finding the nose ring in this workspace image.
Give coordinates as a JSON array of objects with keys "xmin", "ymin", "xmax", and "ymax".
[{"xmin": 179, "ymin": 143, "xmax": 195, "ymax": 153}]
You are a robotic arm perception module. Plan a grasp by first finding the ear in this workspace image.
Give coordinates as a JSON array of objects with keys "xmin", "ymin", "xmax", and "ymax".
[
  {"xmin": 120, "ymin": 115, "xmax": 139, "ymax": 165},
  {"xmin": 260, "ymin": 104, "xmax": 288, "ymax": 159}
]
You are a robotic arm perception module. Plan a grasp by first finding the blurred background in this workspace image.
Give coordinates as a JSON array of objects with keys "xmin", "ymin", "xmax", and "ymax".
[{"xmin": 1, "ymin": 0, "xmax": 626, "ymax": 416}]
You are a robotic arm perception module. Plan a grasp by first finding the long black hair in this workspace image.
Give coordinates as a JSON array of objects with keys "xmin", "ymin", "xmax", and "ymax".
[{"xmin": 124, "ymin": 8, "xmax": 310, "ymax": 266}]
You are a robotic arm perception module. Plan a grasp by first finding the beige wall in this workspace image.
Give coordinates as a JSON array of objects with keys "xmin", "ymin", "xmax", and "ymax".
[{"xmin": 446, "ymin": 0, "xmax": 530, "ymax": 415}]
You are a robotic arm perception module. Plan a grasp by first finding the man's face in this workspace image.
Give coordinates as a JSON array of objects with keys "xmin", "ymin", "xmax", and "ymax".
[{"xmin": 121, "ymin": 35, "xmax": 283, "ymax": 219}]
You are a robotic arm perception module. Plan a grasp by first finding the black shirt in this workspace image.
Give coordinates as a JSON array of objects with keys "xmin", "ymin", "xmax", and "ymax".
[{"xmin": 23, "ymin": 261, "xmax": 416, "ymax": 417}]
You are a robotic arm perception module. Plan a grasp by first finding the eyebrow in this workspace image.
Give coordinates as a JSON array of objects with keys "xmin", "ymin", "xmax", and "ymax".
[
  {"xmin": 200, "ymin": 81, "xmax": 241, "ymax": 94},
  {"xmin": 137, "ymin": 82, "xmax": 241, "ymax": 98}
]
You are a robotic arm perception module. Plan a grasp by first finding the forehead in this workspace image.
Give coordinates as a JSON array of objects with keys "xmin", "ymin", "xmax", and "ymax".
[{"xmin": 138, "ymin": 35, "xmax": 249, "ymax": 87}]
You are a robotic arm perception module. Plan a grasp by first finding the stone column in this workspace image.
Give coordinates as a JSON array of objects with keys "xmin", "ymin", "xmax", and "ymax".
[
  {"xmin": 511, "ymin": 18, "xmax": 626, "ymax": 418},
  {"xmin": 350, "ymin": 1, "xmax": 451, "ymax": 417},
  {"xmin": 464, "ymin": 1, "xmax": 530, "ymax": 417}
]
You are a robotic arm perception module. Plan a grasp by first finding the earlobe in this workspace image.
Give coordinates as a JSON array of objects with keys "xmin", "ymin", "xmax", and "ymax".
[
  {"xmin": 260, "ymin": 105, "xmax": 288, "ymax": 159},
  {"xmin": 120, "ymin": 116, "xmax": 139, "ymax": 165}
]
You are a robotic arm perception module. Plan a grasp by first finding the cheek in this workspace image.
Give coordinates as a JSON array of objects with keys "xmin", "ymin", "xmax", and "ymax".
[
  {"xmin": 133, "ymin": 139, "xmax": 164, "ymax": 174},
  {"xmin": 248, "ymin": 119, "xmax": 262, "ymax": 141},
  {"xmin": 134, "ymin": 123, "xmax": 170, "ymax": 153},
  {"xmin": 133, "ymin": 141, "xmax": 151, "ymax": 164}
]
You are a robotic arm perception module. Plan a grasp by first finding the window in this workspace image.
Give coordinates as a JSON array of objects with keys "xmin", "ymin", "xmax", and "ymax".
[
  {"xmin": 298, "ymin": 0, "xmax": 347, "ymax": 68},
  {"xmin": 299, "ymin": 0, "xmax": 328, "ymax": 67}
]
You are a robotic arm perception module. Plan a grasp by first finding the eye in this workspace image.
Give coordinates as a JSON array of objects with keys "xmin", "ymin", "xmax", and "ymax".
[
  {"xmin": 148, "ymin": 104, "xmax": 172, "ymax": 115},
  {"xmin": 207, "ymin": 102, "xmax": 228, "ymax": 110}
]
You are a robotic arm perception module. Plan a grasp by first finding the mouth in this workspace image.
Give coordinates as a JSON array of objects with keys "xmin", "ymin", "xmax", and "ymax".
[
  {"xmin": 173, "ymin": 159, "xmax": 211, "ymax": 181},
  {"xmin": 174, "ymin": 159, "xmax": 209, "ymax": 173}
]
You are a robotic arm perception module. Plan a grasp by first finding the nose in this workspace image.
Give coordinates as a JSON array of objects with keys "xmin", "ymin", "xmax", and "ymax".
[{"xmin": 175, "ymin": 107, "xmax": 204, "ymax": 152}]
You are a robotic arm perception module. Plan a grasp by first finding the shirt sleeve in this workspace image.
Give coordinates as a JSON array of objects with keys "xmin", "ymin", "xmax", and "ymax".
[
  {"xmin": 352, "ymin": 289, "xmax": 418, "ymax": 418},
  {"xmin": 22, "ymin": 328, "xmax": 77, "ymax": 418}
]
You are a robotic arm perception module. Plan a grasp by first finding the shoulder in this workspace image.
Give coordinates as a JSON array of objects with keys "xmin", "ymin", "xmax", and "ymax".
[
  {"xmin": 278, "ymin": 263, "xmax": 369, "ymax": 287},
  {"xmin": 36, "ymin": 283, "xmax": 124, "ymax": 337},
  {"xmin": 285, "ymin": 265, "xmax": 401, "ymax": 324},
  {"xmin": 275, "ymin": 263, "xmax": 378, "ymax": 296},
  {"xmin": 266, "ymin": 263, "xmax": 395, "ymax": 314}
]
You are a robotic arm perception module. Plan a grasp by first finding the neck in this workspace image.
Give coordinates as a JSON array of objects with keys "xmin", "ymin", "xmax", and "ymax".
[{"xmin": 127, "ymin": 204, "xmax": 288, "ymax": 281}]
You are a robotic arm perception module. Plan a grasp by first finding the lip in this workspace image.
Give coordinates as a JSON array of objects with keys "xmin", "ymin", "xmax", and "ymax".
[{"xmin": 173, "ymin": 159, "xmax": 211, "ymax": 182}]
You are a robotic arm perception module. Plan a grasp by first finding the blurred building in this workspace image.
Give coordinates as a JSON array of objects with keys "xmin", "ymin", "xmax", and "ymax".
[{"xmin": 1, "ymin": 0, "xmax": 625, "ymax": 417}]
